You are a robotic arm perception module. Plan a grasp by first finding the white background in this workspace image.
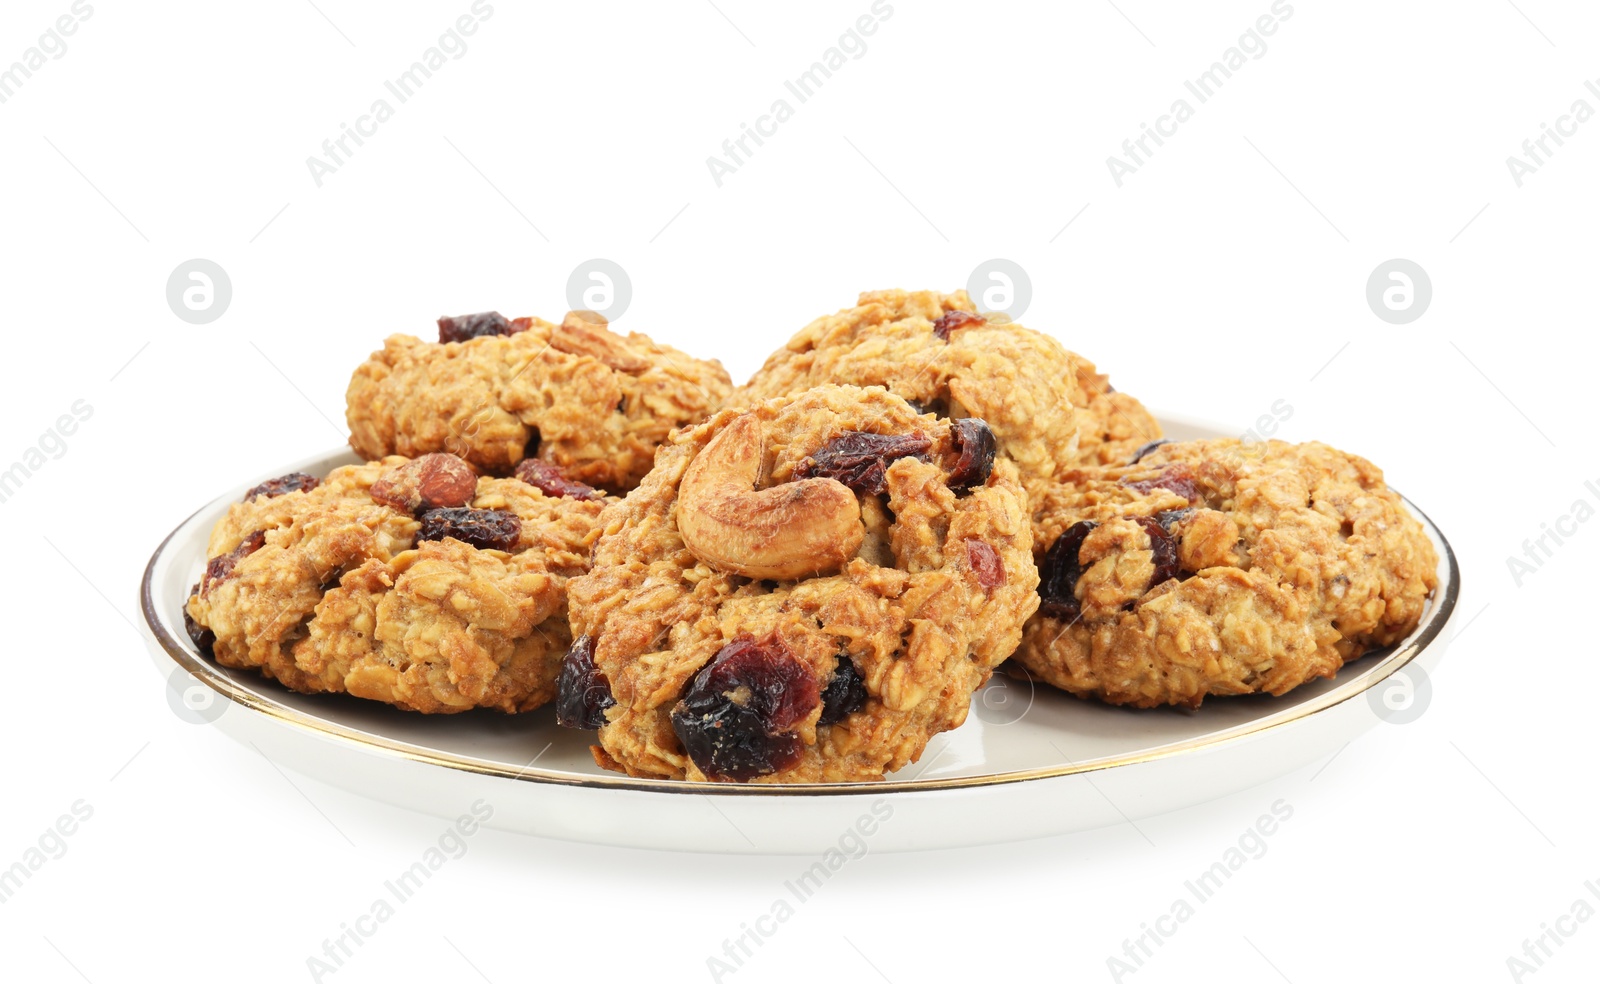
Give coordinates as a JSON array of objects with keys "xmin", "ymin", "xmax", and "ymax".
[{"xmin": 2, "ymin": 1, "xmax": 1597, "ymax": 981}]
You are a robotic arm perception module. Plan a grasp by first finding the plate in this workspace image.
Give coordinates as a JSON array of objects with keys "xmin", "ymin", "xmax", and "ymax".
[{"xmin": 139, "ymin": 417, "xmax": 1459, "ymax": 854}]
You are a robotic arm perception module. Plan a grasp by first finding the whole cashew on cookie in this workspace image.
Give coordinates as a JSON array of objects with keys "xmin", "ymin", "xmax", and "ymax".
[{"xmin": 677, "ymin": 413, "xmax": 864, "ymax": 580}]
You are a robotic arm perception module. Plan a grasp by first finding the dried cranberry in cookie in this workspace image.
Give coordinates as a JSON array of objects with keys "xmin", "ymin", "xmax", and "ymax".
[
  {"xmin": 416, "ymin": 508, "xmax": 522, "ymax": 552},
  {"xmin": 947, "ymin": 418, "xmax": 997, "ymax": 491},
  {"xmin": 437, "ymin": 311, "xmax": 516, "ymax": 344},
  {"xmin": 931, "ymin": 309, "xmax": 985, "ymax": 341},
  {"xmin": 1037, "ymin": 521, "xmax": 1096, "ymax": 620},
  {"xmin": 1121, "ymin": 463, "xmax": 1200, "ymax": 504},
  {"xmin": 669, "ymin": 635, "xmax": 819, "ymax": 781},
  {"xmin": 555, "ymin": 635, "xmax": 615, "ymax": 730},
  {"xmin": 183, "ymin": 582, "xmax": 215, "ymax": 654},
  {"xmin": 244, "ymin": 473, "xmax": 319, "ymax": 501},
  {"xmin": 201, "ymin": 530, "xmax": 266, "ymax": 594},
  {"xmin": 514, "ymin": 459, "xmax": 603, "ymax": 501},
  {"xmin": 965, "ymin": 539, "xmax": 1006, "ymax": 591},
  {"xmin": 795, "ymin": 431, "xmax": 932, "ymax": 497},
  {"xmin": 817, "ymin": 654, "xmax": 868, "ymax": 727}
]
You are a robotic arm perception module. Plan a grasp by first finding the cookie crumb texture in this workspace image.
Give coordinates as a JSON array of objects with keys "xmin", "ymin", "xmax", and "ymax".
[
  {"xmin": 346, "ymin": 311, "xmax": 732, "ymax": 492},
  {"xmin": 734, "ymin": 289, "xmax": 1163, "ymax": 486},
  {"xmin": 185, "ymin": 456, "xmax": 605, "ymax": 713},
  {"xmin": 1018, "ymin": 440, "xmax": 1439, "ymax": 708},
  {"xmin": 566, "ymin": 385, "xmax": 1040, "ymax": 783}
]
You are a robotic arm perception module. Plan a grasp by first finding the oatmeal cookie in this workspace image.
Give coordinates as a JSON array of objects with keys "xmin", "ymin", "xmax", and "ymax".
[
  {"xmin": 561, "ymin": 385, "xmax": 1039, "ymax": 783},
  {"xmin": 183, "ymin": 453, "xmax": 606, "ymax": 713},
  {"xmin": 1016, "ymin": 439, "xmax": 1439, "ymax": 708},
  {"xmin": 346, "ymin": 310, "xmax": 732, "ymax": 492},
  {"xmin": 734, "ymin": 289, "xmax": 1162, "ymax": 484}
]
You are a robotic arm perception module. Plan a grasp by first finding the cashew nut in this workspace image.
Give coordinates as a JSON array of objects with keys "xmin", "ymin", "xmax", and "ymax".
[
  {"xmin": 677, "ymin": 413, "xmax": 864, "ymax": 580},
  {"xmin": 551, "ymin": 311, "xmax": 650, "ymax": 372}
]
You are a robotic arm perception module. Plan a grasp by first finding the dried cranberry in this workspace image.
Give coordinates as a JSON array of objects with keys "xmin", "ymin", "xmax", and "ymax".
[
  {"xmin": 932, "ymin": 309, "xmax": 985, "ymax": 341},
  {"xmin": 817, "ymin": 654, "xmax": 867, "ymax": 727},
  {"xmin": 416, "ymin": 508, "xmax": 521, "ymax": 551},
  {"xmin": 1153, "ymin": 508, "xmax": 1193, "ymax": 532},
  {"xmin": 948, "ymin": 418, "xmax": 997, "ymax": 491},
  {"xmin": 515, "ymin": 459, "xmax": 602, "ymax": 501},
  {"xmin": 1129, "ymin": 440, "xmax": 1170, "ymax": 464},
  {"xmin": 183, "ymin": 582, "xmax": 215, "ymax": 655},
  {"xmin": 1132, "ymin": 516, "xmax": 1180, "ymax": 588},
  {"xmin": 202, "ymin": 530, "xmax": 267, "ymax": 594},
  {"xmin": 669, "ymin": 634, "xmax": 820, "ymax": 781},
  {"xmin": 1123, "ymin": 463, "xmax": 1199, "ymax": 504},
  {"xmin": 438, "ymin": 311, "xmax": 513, "ymax": 344},
  {"xmin": 795, "ymin": 432, "xmax": 932, "ymax": 497},
  {"xmin": 966, "ymin": 539, "xmax": 1006, "ymax": 590},
  {"xmin": 1037, "ymin": 521, "xmax": 1096, "ymax": 621},
  {"xmin": 555, "ymin": 635, "xmax": 614, "ymax": 729},
  {"xmin": 244, "ymin": 473, "xmax": 318, "ymax": 502}
]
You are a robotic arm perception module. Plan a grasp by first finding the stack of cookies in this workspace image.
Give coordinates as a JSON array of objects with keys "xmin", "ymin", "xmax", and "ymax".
[{"xmin": 184, "ymin": 291, "xmax": 1438, "ymax": 784}]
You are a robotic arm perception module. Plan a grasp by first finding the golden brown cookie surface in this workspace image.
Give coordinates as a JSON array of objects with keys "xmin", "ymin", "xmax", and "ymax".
[
  {"xmin": 346, "ymin": 311, "xmax": 731, "ymax": 492},
  {"xmin": 184, "ymin": 454, "xmax": 606, "ymax": 713},
  {"xmin": 1018, "ymin": 439, "xmax": 1439, "ymax": 708},
  {"xmin": 734, "ymin": 289, "xmax": 1162, "ymax": 486},
  {"xmin": 562, "ymin": 385, "xmax": 1039, "ymax": 783}
]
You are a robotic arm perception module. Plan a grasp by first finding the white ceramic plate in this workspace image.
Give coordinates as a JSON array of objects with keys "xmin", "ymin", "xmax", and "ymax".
[{"xmin": 139, "ymin": 417, "xmax": 1459, "ymax": 854}]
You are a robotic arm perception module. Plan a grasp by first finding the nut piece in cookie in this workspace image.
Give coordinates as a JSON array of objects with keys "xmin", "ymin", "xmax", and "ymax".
[
  {"xmin": 1018, "ymin": 439, "xmax": 1439, "ymax": 708},
  {"xmin": 183, "ymin": 455, "xmax": 608, "ymax": 713},
  {"xmin": 346, "ymin": 309, "xmax": 732, "ymax": 492},
  {"xmin": 564, "ymin": 385, "xmax": 1040, "ymax": 783},
  {"xmin": 369, "ymin": 453, "xmax": 478, "ymax": 513}
]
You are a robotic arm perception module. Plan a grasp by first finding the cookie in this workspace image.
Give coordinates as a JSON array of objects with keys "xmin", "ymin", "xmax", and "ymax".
[
  {"xmin": 184, "ymin": 453, "xmax": 607, "ymax": 713},
  {"xmin": 734, "ymin": 289, "xmax": 1163, "ymax": 485},
  {"xmin": 1016, "ymin": 439, "xmax": 1439, "ymax": 708},
  {"xmin": 561, "ymin": 385, "xmax": 1040, "ymax": 783},
  {"xmin": 346, "ymin": 310, "xmax": 732, "ymax": 492}
]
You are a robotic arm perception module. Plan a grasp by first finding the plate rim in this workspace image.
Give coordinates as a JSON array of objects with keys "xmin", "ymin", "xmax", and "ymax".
[{"xmin": 140, "ymin": 441, "xmax": 1460, "ymax": 799}]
